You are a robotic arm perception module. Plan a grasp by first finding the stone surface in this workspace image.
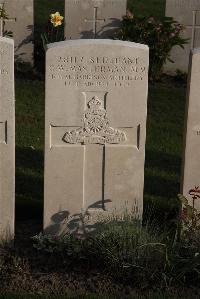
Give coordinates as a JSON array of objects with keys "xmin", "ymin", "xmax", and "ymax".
[
  {"xmin": 181, "ymin": 48, "xmax": 200, "ymax": 210},
  {"xmin": 165, "ymin": 0, "xmax": 200, "ymax": 73},
  {"xmin": 0, "ymin": 37, "xmax": 15, "ymax": 240},
  {"xmin": 65, "ymin": 0, "xmax": 127, "ymax": 39},
  {"xmin": 0, "ymin": 0, "xmax": 33, "ymax": 64},
  {"xmin": 44, "ymin": 39, "xmax": 149, "ymax": 235}
]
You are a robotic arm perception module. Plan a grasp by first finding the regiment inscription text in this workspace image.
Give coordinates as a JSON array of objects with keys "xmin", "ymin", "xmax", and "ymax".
[{"xmin": 48, "ymin": 55, "xmax": 147, "ymax": 88}]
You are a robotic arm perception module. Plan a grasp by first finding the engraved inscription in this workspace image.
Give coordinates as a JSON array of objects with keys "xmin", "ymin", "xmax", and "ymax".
[
  {"xmin": 193, "ymin": 125, "xmax": 200, "ymax": 135},
  {"xmin": 63, "ymin": 96, "xmax": 126, "ymax": 144},
  {"xmin": 66, "ymin": 0, "xmax": 124, "ymax": 5},
  {"xmin": 0, "ymin": 121, "xmax": 7, "ymax": 144},
  {"xmin": 0, "ymin": 68, "xmax": 8, "ymax": 75},
  {"xmin": 49, "ymin": 55, "xmax": 147, "ymax": 88}
]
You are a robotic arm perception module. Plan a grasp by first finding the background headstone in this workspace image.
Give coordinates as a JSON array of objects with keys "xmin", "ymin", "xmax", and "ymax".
[
  {"xmin": 0, "ymin": 0, "xmax": 34, "ymax": 64},
  {"xmin": 44, "ymin": 40, "xmax": 149, "ymax": 235},
  {"xmin": 165, "ymin": 0, "xmax": 200, "ymax": 73},
  {"xmin": 65, "ymin": 0, "xmax": 127, "ymax": 39},
  {"xmin": 0, "ymin": 37, "xmax": 15, "ymax": 240},
  {"xmin": 181, "ymin": 48, "xmax": 200, "ymax": 210}
]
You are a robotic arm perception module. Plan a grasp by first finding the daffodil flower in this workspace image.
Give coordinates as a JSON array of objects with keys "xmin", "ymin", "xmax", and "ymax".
[{"xmin": 50, "ymin": 12, "xmax": 64, "ymax": 27}]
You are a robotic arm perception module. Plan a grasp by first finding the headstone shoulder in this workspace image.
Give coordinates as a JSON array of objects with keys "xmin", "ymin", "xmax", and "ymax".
[{"xmin": 47, "ymin": 39, "xmax": 149, "ymax": 50}]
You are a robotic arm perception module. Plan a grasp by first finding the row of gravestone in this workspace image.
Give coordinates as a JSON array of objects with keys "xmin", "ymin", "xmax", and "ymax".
[
  {"xmin": 2, "ymin": 0, "xmax": 200, "ymax": 74},
  {"xmin": 0, "ymin": 0, "xmax": 127, "ymax": 65},
  {"xmin": 0, "ymin": 34, "xmax": 200, "ymax": 240},
  {"xmin": 0, "ymin": 0, "xmax": 33, "ymax": 63}
]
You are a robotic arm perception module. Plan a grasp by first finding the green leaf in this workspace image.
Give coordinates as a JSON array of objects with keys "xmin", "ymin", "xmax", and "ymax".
[
  {"xmin": 178, "ymin": 194, "xmax": 188, "ymax": 205},
  {"xmin": 186, "ymin": 205, "xmax": 193, "ymax": 219}
]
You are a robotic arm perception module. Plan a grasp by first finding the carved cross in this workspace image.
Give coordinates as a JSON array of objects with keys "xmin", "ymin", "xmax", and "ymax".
[
  {"xmin": 50, "ymin": 91, "xmax": 137, "ymax": 212},
  {"xmin": 85, "ymin": 6, "xmax": 105, "ymax": 39},
  {"xmin": 186, "ymin": 10, "xmax": 200, "ymax": 49},
  {"xmin": 63, "ymin": 92, "xmax": 127, "ymax": 210},
  {"xmin": 0, "ymin": 3, "xmax": 16, "ymax": 37}
]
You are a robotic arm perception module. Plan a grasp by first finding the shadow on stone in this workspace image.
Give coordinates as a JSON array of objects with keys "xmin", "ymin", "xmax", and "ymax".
[
  {"xmin": 43, "ymin": 199, "xmax": 112, "ymax": 237},
  {"xmin": 15, "ymin": 24, "xmax": 34, "ymax": 63},
  {"xmin": 80, "ymin": 18, "xmax": 121, "ymax": 39}
]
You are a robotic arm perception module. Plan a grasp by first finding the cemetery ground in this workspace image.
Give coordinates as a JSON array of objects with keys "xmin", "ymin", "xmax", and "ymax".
[
  {"xmin": 1, "ymin": 0, "xmax": 200, "ymax": 298},
  {"xmin": 15, "ymin": 77, "xmax": 186, "ymax": 224},
  {"xmin": 9, "ymin": 71, "xmax": 196, "ymax": 298}
]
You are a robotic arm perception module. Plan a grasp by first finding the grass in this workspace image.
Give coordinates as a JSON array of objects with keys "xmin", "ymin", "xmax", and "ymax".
[
  {"xmin": 128, "ymin": 0, "xmax": 166, "ymax": 18},
  {"xmin": 144, "ymin": 82, "xmax": 186, "ymax": 222},
  {"xmin": 15, "ymin": 79, "xmax": 44, "ymax": 220},
  {"xmin": 33, "ymin": 0, "xmax": 166, "ymax": 47},
  {"xmin": 16, "ymin": 0, "xmax": 174, "ymax": 222},
  {"xmin": 15, "ymin": 79, "xmax": 186, "ymax": 222},
  {"xmin": 0, "ymin": 293, "xmax": 197, "ymax": 299},
  {"xmin": 34, "ymin": 0, "xmax": 166, "ymax": 26},
  {"xmin": 1, "ymin": 212, "xmax": 200, "ymax": 294},
  {"xmin": 13, "ymin": 0, "xmax": 185, "ymax": 229},
  {"xmin": 33, "ymin": 0, "xmax": 165, "ymax": 71},
  {"xmin": 8, "ymin": 0, "xmax": 194, "ymax": 295},
  {"xmin": 34, "ymin": 0, "xmax": 64, "ymax": 28}
]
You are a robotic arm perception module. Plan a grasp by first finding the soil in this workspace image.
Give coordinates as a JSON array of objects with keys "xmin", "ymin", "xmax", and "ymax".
[
  {"xmin": 0, "ymin": 220, "xmax": 199, "ymax": 298},
  {"xmin": 0, "ymin": 220, "xmax": 127, "ymax": 296}
]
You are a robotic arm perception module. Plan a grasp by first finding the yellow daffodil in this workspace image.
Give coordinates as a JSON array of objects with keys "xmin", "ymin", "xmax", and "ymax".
[{"xmin": 50, "ymin": 12, "xmax": 64, "ymax": 27}]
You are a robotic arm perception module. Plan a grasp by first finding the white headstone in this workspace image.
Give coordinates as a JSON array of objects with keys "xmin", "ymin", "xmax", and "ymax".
[
  {"xmin": 65, "ymin": 0, "xmax": 127, "ymax": 39},
  {"xmin": 165, "ymin": 0, "xmax": 200, "ymax": 73},
  {"xmin": 0, "ymin": 37, "xmax": 15, "ymax": 240},
  {"xmin": 44, "ymin": 39, "xmax": 149, "ymax": 235},
  {"xmin": 0, "ymin": 0, "xmax": 33, "ymax": 64},
  {"xmin": 181, "ymin": 48, "xmax": 200, "ymax": 210}
]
